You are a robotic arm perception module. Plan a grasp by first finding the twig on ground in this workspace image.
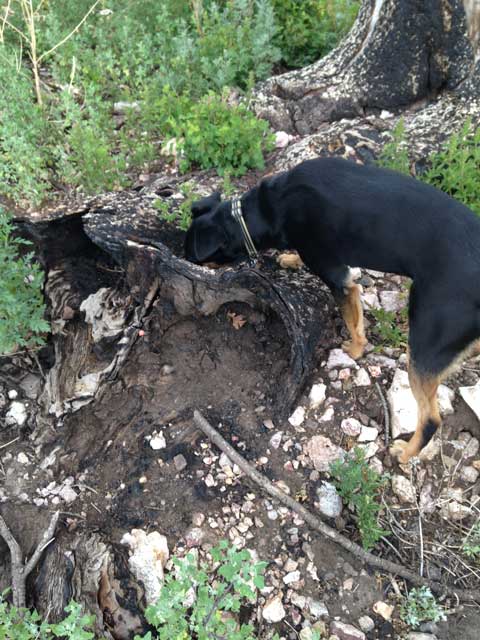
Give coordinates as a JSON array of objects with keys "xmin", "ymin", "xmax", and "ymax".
[
  {"xmin": 0, "ymin": 510, "xmax": 59, "ymax": 609},
  {"xmin": 375, "ymin": 381, "xmax": 390, "ymax": 447},
  {"xmin": 193, "ymin": 410, "xmax": 479, "ymax": 603},
  {"xmin": 0, "ymin": 436, "xmax": 20, "ymax": 450}
]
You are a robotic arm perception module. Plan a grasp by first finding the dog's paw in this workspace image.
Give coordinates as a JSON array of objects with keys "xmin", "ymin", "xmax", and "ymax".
[
  {"xmin": 277, "ymin": 252, "xmax": 304, "ymax": 270},
  {"xmin": 342, "ymin": 340, "xmax": 366, "ymax": 360},
  {"xmin": 389, "ymin": 440, "xmax": 413, "ymax": 464}
]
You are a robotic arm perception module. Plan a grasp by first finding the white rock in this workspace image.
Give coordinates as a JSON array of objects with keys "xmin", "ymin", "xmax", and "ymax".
[
  {"xmin": 437, "ymin": 385, "xmax": 455, "ymax": 415},
  {"xmin": 290, "ymin": 592, "xmax": 307, "ymax": 610},
  {"xmin": 327, "ymin": 349, "xmax": 357, "ymax": 370},
  {"xmin": 341, "ymin": 418, "xmax": 362, "ymax": 436},
  {"xmin": 451, "ymin": 432, "xmax": 480, "ymax": 458},
  {"xmin": 373, "ymin": 600, "xmax": 394, "ymax": 620},
  {"xmin": 349, "ymin": 267, "xmax": 362, "ymax": 280},
  {"xmin": 406, "ymin": 633, "xmax": 438, "ymax": 640},
  {"xmin": 274, "ymin": 131, "xmax": 293, "ymax": 148},
  {"xmin": 289, "ymin": 406, "xmax": 306, "ymax": 427},
  {"xmin": 307, "ymin": 599, "xmax": 329, "ymax": 618},
  {"xmin": 58, "ymin": 484, "xmax": 78, "ymax": 504},
  {"xmin": 19, "ymin": 374, "xmax": 42, "ymax": 400},
  {"xmin": 358, "ymin": 425, "xmax": 379, "ymax": 442},
  {"xmin": 418, "ymin": 438, "xmax": 441, "ymax": 461},
  {"xmin": 358, "ymin": 442, "xmax": 379, "ymax": 459},
  {"xmin": 460, "ymin": 466, "xmax": 479, "ymax": 483},
  {"xmin": 306, "ymin": 436, "xmax": 345, "ymax": 471},
  {"xmin": 358, "ymin": 616, "xmax": 375, "ymax": 633},
  {"xmin": 380, "ymin": 290, "xmax": 405, "ymax": 313},
  {"xmin": 459, "ymin": 381, "xmax": 480, "ymax": 421},
  {"xmin": 319, "ymin": 406, "xmax": 335, "ymax": 422},
  {"xmin": 6, "ymin": 402, "xmax": 27, "ymax": 427},
  {"xmin": 441, "ymin": 500, "xmax": 472, "ymax": 521},
  {"xmin": 309, "ymin": 383, "xmax": 327, "ymax": 409},
  {"xmin": 269, "ymin": 432, "xmax": 283, "ymax": 449},
  {"xmin": 283, "ymin": 570, "xmax": 301, "ymax": 584},
  {"xmin": 316, "ymin": 481, "xmax": 343, "ymax": 518},
  {"xmin": 121, "ymin": 529, "xmax": 169, "ymax": 604},
  {"xmin": 17, "ymin": 452, "xmax": 29, "ymax": 465},
  {"xmin": 8, "ymin": 390, "xmax": 18, "ymax": 400},
  {"xmin": 388, "ymin": 370, "xmax": 417, "ymax": 438},
  {"xmin": 354, "ymin": 368, "xmax": 371, "ymax": 386},
  {"xmin": 362, "ymin": 291, "xmax": 381, "ymax": 310},
  {"xmin": 392, "ymin": 475, "xmax": 416, "ymax": 503},
  {"xmin": 150, "ymin": 433, "xmax": 166, "ymax": 450},
  {"xmin": 330, "ymin": 621, "xmax": 366, "ymax": 640},
  {"xmin": 262, "ymin": 594, "xmax": 286, "ymax": 623},
  {"xmin": 369, "ymin": 456, "xmax": 384, "ymax": 474}
]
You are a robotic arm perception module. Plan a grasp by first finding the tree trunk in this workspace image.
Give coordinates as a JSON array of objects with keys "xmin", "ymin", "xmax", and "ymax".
[{"xmin": 254, "ymin": 0, "xmax": 478, "ymax": 136}]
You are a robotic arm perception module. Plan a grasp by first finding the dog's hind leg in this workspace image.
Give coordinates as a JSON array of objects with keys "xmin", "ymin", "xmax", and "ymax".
[
  {"xmin": 391, "ymin": 283, "xmax": 480, "ymax": 463},
  {"xmin": 390, "ymin": 365, "xmax": 441, "ymax": 463}
]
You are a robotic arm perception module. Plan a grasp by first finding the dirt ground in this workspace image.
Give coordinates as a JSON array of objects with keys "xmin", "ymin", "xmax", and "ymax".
[{"xmin": 1, "ymin": 207, "xmax": 480, "ymax": 639}]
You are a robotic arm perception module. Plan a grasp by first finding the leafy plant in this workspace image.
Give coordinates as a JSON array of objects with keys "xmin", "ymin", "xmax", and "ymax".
[
  {"xmin": 330, "ymin": 448, "xmax": 389, "ymax": 550},
  {"xmin": 0, "ymin": 210, "xmax": 50, "ymax": 355},
  {"xmin": 0, "ymin": 595, "xmax": 95, "ymax": 639},
  {"xmin": 423, "ymin": 119, "xmax": 480, "ymax": 216},
  {"xmin": 155, "ymin": 183, "xmax": 197, "ymax": 231},
  {"xmin": 377, "ymin": 118, "xmax": 411, "ymax": 175},
  {"xmin": 461, "ymin": 519, "xmax": 480, "ymax": 560},
  {"xmin": 400, "ymin": 586, "xmax": 446, "ymax": 629},
  {"xmin": 272, "ymin": 0, "xmax": 359, "ymax": 68},
  {"xmin": 133, "ymin": 541, "xmax": 272, "ymax": 640},
  {"xmin": 370, "ymin": 307, "xmax": 407, "ymax": 349}
]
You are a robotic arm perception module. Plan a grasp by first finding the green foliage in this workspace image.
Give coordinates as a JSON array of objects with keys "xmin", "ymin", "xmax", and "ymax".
[
  {"xmin": 330, "ymin": 448, "xmax": 389, "ymax": 550},
  {"xmin": 0, "ymin": 595, "xmax": 95, "ymax": 639},
  {"xmin": 378, "ymin": 118, "xmax": 480, "ymax": 216},
  {"xmin": 461, "ymin": 519, "xmax": 480, "ymax": 560},
  {"xmin": 141, "ymin": 87, "xmax": 274, "ymax": 177},
  {"xmin": 370, "ymin": 307, "xmax": 407, "ymax": 349},
  {"xmin": 133, "ymin": 541, "xmax": 271, "ymax": 640},
  {"xmin": 423, "ymin": 119, "xmax": 480, "ymax": 216},
  {"xmin": 155, "ymin": 183, "xmax": 197, "ymax": 231},
  {"xmin": 377, "ymin": 118, "xmax": 410, "ymax": 175},
  {"xmin": 400, "ymin": 586, "xmax": 446, "ymax": 629},
  {"xmin": 0, "ymin": 210, "xmax": 50, "ymax": 355},
  {"xmin": 272, "ymin": 0, "xmax": 359, "ymax": 68}
]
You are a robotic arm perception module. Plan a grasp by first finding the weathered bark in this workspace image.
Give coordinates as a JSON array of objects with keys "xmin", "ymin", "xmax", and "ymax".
[
  {"xmin": 22, "ymin": 190, "xmax": 334, "ymax": 424},
  {"xmin": 253, "ymin": 0, "xmax": 479, "ymax": 135}
]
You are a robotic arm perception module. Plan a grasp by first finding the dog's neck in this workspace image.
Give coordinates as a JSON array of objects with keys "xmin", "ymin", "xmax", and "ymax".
[{"xmin": 238, "ymin": 184, "xmax": 287, "ymax": 252}]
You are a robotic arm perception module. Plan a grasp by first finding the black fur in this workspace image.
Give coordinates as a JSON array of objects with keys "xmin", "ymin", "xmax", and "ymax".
[
  {"xmin": 185, "ymin": 157, "xmax": 480, "ymax": 378},
  {"xmin": 421, "ymin": 419, "xmax": 439, "ymax": 449}
]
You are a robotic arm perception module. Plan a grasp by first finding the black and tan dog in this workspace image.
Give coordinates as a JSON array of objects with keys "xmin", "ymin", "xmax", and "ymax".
[{"xmin": 184, "ymin": 157, "xmax": 480, "ymax": 463}]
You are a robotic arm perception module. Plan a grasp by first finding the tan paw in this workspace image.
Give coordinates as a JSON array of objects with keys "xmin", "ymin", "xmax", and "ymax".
[
  {"xmin": 342, "ymin": 339, "xmax": 366, "ymax": 360},
  {"xmin": 389, "ymin": 440, "xmax": 412, "ymax": 464},
  {"xmin": 277, "ymin": 252, "xmax": 304, "ymax": 270}
]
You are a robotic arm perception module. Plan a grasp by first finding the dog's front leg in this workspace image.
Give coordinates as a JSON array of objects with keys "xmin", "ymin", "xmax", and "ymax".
[{"xmin": 338, "ymin": 280, "xmax": 368, "ymax": 360}]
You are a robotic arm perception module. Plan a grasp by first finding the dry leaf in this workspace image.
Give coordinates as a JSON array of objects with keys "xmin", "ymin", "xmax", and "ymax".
[{"xmin": 227, "ymin": 311, "xmax": 247, "ymax": 330}]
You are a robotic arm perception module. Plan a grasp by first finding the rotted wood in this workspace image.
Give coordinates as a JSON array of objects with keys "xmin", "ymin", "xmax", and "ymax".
[{"xmin": 81, "ymin": 190, "xmax": 335, "ymax": 417}]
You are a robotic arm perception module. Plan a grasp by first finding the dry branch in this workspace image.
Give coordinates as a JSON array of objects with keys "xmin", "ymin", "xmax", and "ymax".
[
  {"xmin": 0, "ymin": 510, "xmax": 59, "ymax": 609},
  {"xmin": 193, "ymin": 410, "xmax": 479, "ymax": 604}
]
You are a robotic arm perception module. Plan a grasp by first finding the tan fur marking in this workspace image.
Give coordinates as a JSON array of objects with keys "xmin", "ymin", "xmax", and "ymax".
[
  {"xmin": 341, "ymin": 282, "xmax": 367, "ymax": 359},
  {"xmin": 391, "ymin": 365, "xmax": 441, "ymax": 464}
]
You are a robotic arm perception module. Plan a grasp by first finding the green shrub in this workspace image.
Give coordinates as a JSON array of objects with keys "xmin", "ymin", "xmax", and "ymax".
[
  {"xmin": 423, "ymin": 119, "xmax": 480, "ymax": 216},
  {"xmin": 330, "ymin": 448, "xmax": 389, "ymax": 550},
  {"xmin": 0, "ymin": 596, "xmax": 95, "ymax": 639},
  {"xmin": 400, "ymin": 586, "xmax": 446, "ymax": 629},
  {"xmin": 0, "ymin": 210, "xmax": 50, "ymax": 355},
  {"xmin": 134, "ymin": 541, "xmax": 279, "ymax": 640},
  {"xmin": 377, "ymin": 118, "xmax": 411, "ymax": 175},
  {"xmin": 140, "ymin": 87, "xmax": 274, "ymax": 176},
  {"xmin": 370, "ymin": 307, "xmax": 407, "ymax": 350},
  {"xmin": 154, "ymin": 183, "xmax": 197, "ymax": 231},
  {"xmin": 272, "ymin": 0, "xmax": 359, "ymax": 68}
]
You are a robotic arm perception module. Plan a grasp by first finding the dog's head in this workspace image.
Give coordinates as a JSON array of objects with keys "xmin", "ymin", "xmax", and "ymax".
[{"xmin": 184, "ymin": 191, "xmax": 245, "ymax": 265}]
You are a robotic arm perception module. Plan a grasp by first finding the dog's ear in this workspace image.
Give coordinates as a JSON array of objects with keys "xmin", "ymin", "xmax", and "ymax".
[
  {"xmin": 191, "ymin": 191, "xmax": 221, "ymax": 218},
  {"xmin": 190, "ymin": 222, "xmax": 227, "ymax": 263}
]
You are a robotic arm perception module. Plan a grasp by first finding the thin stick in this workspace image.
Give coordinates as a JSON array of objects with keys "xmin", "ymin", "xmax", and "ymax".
[
  {"xmin": 0, "ymin": 436, "xmax": 20, "ymax": 450},
  {"xmin": 0, "ymin": 511, "xmax": 59, "ymax": 609},
  {"xmin": 375, "ymin": 381, "xmax": 390, "ymax": 447},
  {"xmin": 193, "ymin": 410, "xmax": 479, "ymax": 603}
]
